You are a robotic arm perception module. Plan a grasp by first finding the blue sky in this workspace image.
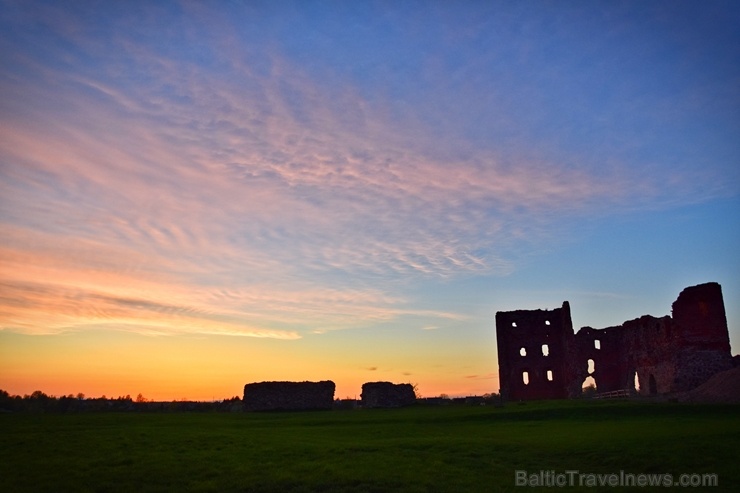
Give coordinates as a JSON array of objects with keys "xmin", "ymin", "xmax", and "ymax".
[{"xmin": 0, "ymin": 0, "xmax": 738, "ymax": 399}]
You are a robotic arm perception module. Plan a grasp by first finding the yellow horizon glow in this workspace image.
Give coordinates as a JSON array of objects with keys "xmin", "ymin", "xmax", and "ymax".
[{"xmin": 0, "ymin": 329, "xmax": 500, "ymax": 401}]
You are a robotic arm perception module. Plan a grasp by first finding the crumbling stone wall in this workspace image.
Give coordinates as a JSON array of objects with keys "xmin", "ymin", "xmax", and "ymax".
[
  {"xmin": 575, "ymin": 315, "xmax": 677, "ymax": 396},
  {"xmin": 361, "ymin": 382, "xmax": 416, "ymax": 408},
  {"xmin": 495, "ymin": 282, "xmax": 733, "ymax": 400},
  {"xmin": 243, "ymin": 381, "xmax": 335, "ymax": 411}
]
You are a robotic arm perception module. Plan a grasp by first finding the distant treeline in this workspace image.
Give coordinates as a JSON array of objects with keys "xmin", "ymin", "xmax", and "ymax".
[
  {"xmin": 0, "ymin": 389, "xmax": 505, "ymax": 413},
  {"xmin": 0, "ymin": 389, "xmax": 243, "ymax": 413}
]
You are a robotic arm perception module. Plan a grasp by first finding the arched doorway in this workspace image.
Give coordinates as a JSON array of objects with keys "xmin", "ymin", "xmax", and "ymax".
[{"xmin": 582, "ymin": 376, "xmax": 597, "ymax": 397}]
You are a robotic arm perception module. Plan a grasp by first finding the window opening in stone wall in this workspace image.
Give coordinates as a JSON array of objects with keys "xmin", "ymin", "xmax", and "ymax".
[
  {"xmin": 594, "ymin": 339, "xmax": 600, "ymax": 349},
  {"xmin": 511, "ymin": 322, "xmax": 517, "ymax": 328},
  {"xmin": 587, "ymin": 358, "xmax": 595, "ymax": 374},
  {"xmin": 522, "ymin": 371, "xmax": 529, "ymax": 385},
  {"xmin": 633, "ymin": 371, "xmax": 640, "ymax": 392},
  {"xmin": 547, "ymin": 370, "xmax": 553, "ymax": 381},
  {"xmin": 541, "ymin": 344, "xmax": 549, "ymax": 356},
  {"xmin": 520, "ymin": 347, "xmax": 526, "ymax": 357},
  {"xmin": 545, "ymin": 320, "xmax": 550, "ymax": 325}
]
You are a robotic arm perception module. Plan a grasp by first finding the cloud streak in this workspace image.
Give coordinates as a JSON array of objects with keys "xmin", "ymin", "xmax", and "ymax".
[{"xmin": 1, "ymin": 1, "xmax": 737, "ymax": 339}]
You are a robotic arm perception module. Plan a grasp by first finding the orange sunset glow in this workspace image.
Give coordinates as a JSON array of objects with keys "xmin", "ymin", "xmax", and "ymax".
[{"xmin": 1, "ymin": 1, "xmax": 738, "ymax": 402}]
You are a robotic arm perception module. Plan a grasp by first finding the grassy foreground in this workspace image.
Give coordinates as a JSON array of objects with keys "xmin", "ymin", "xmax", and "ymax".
[{"xmin": 1, "ymin": 400, "xmax": 738, "ymax": 492}]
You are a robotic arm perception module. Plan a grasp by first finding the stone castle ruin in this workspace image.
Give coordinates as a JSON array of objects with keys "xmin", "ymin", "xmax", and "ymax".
[
  {"xmin": 243, "ymin": 381, "xmax": 335, "ymax": 411},
  {"xmin": 495, "ymin": 282, "xmax": 733, "ymax": 401},
  {"xmin": 361, "ymin": 382, "xmax": 416, "ymax": 408},
  {"xmin": 241, "ymin": 380, "xmax": 417, "ymax": 411}
]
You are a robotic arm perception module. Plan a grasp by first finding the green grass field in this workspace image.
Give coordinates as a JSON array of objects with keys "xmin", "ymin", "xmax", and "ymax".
[{"xmin": 1, "ymin": 400, "xmax": 738, "ymax": 492}]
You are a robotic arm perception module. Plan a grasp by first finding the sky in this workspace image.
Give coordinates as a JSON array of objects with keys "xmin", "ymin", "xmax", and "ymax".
[{"xmin": 1, "ymin": 0, "xmax": 739, "ymax": 401}]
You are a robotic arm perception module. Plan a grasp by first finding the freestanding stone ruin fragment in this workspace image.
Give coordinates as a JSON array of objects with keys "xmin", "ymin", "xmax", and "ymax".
[
  {"xmin": 242, "ymin": 381, "xmax": 335, "ymax": 411},
  {"xmin": 361, "ymin": 382, "xmax": 416, "ymax": 408},
  {"xmin": 495, "ymin": 282, "xmax": 733, "ymax": 400}
]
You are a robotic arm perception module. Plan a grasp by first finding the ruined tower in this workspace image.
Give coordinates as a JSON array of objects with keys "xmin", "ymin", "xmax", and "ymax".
[
  {"xmin": 495, "ymin": 302, "xmax": 575, "ymax": 400},
  {"xmin": 669, "ymin": 282, "xmax": 732, "ymax": 392}
]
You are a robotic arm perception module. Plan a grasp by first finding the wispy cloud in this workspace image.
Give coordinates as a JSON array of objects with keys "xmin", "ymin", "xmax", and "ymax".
[
  {"xmin": 464, "ymin": 373, "xmax": 498, "ymax": 380},
  {"xmin": 1, "ymin": 2, "xmax": 736, "ymax": 339}
]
